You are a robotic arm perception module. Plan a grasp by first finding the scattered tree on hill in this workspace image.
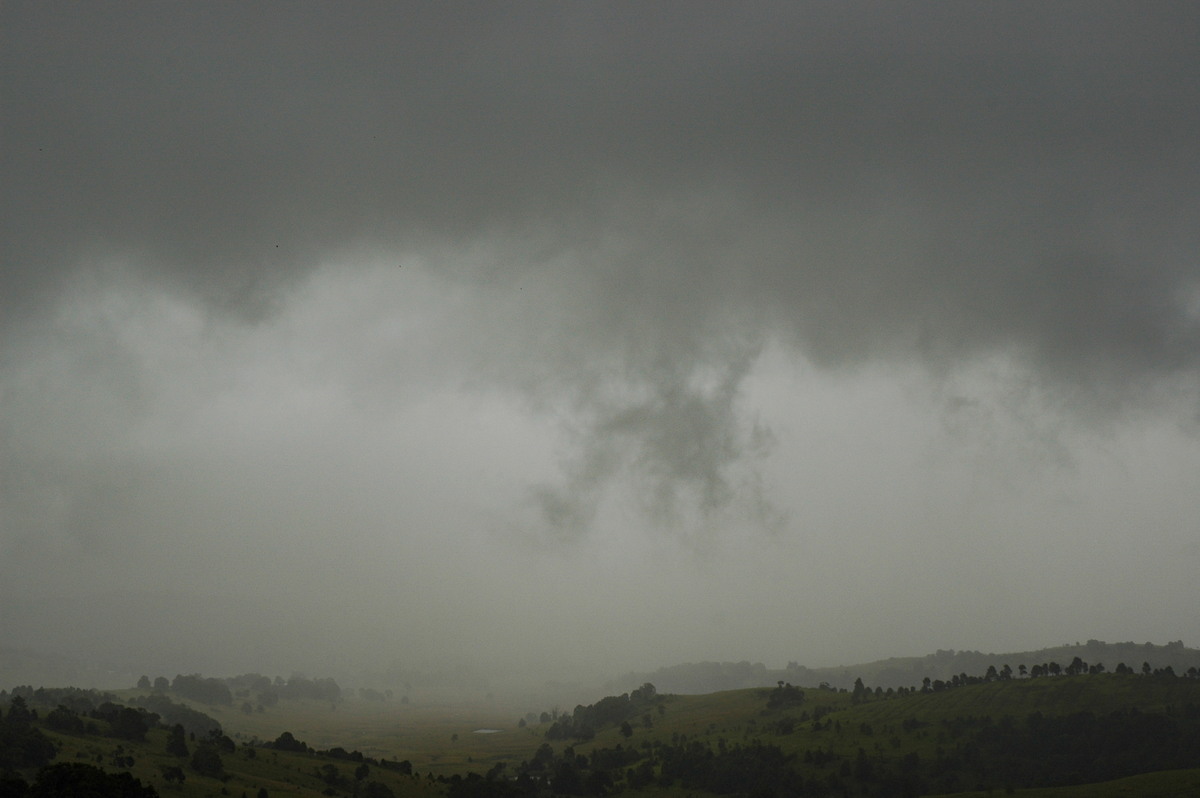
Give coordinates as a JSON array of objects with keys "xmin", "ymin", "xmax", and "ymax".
[
  {"xmin": 317, "ymin": 763, "xmax": 345, "ymax": 787},
  {"xmin": 190, "ymin": 742, "xmax": 224, "ymax": 779},
  {"xmin": 166, "ymin": 723, "xmax": 189, "ymax": 757},
  {"xmin": 45, "ymin": 705, "xmax": 85, "ymax": 734},
  {"xmin": 132, "ymin": 693, "xmax": 221, "ymax": 736},
  {"xmin": 27, "ymin": 762, "xmax": 158, "ymax": 798},
  {"xmin": 0, "ymin": 699, "xmax": 57, "ymax": 770},
  {"xmin": 90, "ymin": 702, "xmax": 155, "ymax": 741},
  {"xmin": 630, "ymin": 682, "xmax": 656, "ymax": 702},
  {"xmin": 206, "ymin": 728, "xmax": 236, "ymax": 753},
  {"xmin": 5, "ymin": 695, "xmax": 34, "ymax": 726},
  {"xmin": 269, "ymin": 730, "xmax": 310, "ymax": 752},
  {"xmin": 136, "ymin": 675, "xmax": 151, "ymax": 690},
  {"xmin": 171, "ymin": 674, "xmax": 233, "ymax": 705}
]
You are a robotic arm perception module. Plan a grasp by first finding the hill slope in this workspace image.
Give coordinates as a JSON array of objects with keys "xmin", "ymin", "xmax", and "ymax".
[
  {"xmin": 607, "ymin": 639, "xmax": 1200, "ymax": 693},
  {"xmin": 4, "ymin": 667, "xmax": 1200, "ymax": 796}
]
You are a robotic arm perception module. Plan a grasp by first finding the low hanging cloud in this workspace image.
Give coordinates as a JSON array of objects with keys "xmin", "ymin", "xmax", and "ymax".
[{"xmin": 526, "ymin": 336, "xmax": 774, "ymax": 538}]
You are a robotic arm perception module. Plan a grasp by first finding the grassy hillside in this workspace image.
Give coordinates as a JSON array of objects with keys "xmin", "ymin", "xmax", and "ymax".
[{"xmin": 4, "ymin": 670, "xmax": 1199, "ymax": 796}]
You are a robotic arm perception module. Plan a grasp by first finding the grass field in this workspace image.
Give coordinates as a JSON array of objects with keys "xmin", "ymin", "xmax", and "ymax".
[
  {"xmin": 41, "ymin": 723, "xmax": 443, "ymax": 798},
  {"xmin": 12, "ymin": 673, "xmax": 1200, "ymax": 796}
]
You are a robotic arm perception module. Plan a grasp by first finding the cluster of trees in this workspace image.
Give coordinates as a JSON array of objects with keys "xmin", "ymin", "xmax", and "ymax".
[
  {"xmin": 3, "ymin": 762, "xmax": 159, "ymax": 797},
  {"xmin": 0, "ymin": 684, "xmax": 222, "ymax": 740},
  {"xmin": 917, "ymin": 705, "xmax": 1200, "ymax": 794},
  {"xmin": 765, "ymin": 681, "xmax": 807, "ymax": 710},
  {"xmin": 266, "ymin": 730, "xmax": 414, "ymax": 773},
  {"xmin": 311, "ymin": 760, "xmax": 394, "ymax": 797},
  {"xmin": 0, "ymin": 696, "xmax": 57, "ymax": 772},
  {"xmin": 136, "ymin": 671, "xmax": 342, "ymax": 707},
  {"xmin": 447, "ymin": 734, "xmax": 827, "ymax": 797},
  {"xmin": 3, "ymin": 691, "xmax": 415, "ymax": 798},
  {"xmin": 259, "ymin": 730, "xmax": 408, "ymax": 798},
  {"xmin": 0, "ymin": 687, "xmax": 237, "ymax": 794},
  {"xmin": 130, "ymin": 692, "xmax": 221, "ymax": 736},
  {"xmin": 447, "ymin": 741, "xmax": 633, "ymax": 797},
  {"xmin": 544, "ymin": 683, "xmax": 662, "ymax": 742},
  {"xmin": 163, "ymin": 674, "xmax": 232, "ymax": 705},
  {"xmin": 135, "ymin": 673, "xmax": 230, "ymax": 705},
  {"xmin": 909, "ymin": 656, "xmax": 1200, "ymax": 695},
  {"xmin": 529, "ymin": 699, "xmax": 1198, "ymax": 797}
]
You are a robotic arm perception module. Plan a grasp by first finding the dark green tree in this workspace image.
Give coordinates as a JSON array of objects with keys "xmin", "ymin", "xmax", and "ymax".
[
  {"xmin": 166, "ymin": 724, "xmax": 189, "ymax": 757},
  {"xmin": 28, "ymin": 763, "xmax": 158, "ymax": 798},
  {"xmin": 108, "ymin": 707, "xmax": 151, "ymax": 741},
  {"xmin": 0, "ymin": 719, "xmax": 57, "ymax": 770},
  {"xmin": 317, "ymin": 763, "xmax": 343, "ymax": 786},
  {"xmin": 45, "ymin": 705, "xmax": 85, "ymax": 734},
  {"xmin": 190, "ymin": 743, "xmax": 224, "ymax": 779},
  {"xmin": 5, "ymin": 696, "xmax": 33, "ymax": 726},
  {"xmin": 269, "ymin": 731, "xmax": 308, "ymax": 752}
]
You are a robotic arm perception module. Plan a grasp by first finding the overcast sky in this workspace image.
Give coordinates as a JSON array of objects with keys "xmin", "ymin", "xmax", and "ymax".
[{"xmin": 2, "ymin": 2, "xmax": 1199, "ymax": 689}]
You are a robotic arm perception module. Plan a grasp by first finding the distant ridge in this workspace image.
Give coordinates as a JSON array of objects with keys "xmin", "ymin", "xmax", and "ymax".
[{"xmin": 606, "ymin": 639, "xmax": 1200, "ymax": 694}]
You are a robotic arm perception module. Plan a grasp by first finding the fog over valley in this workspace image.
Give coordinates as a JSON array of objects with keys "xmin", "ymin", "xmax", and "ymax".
[{"xmin": 2, "ymin": 2, "xmax": 1198, "ymax": 696}]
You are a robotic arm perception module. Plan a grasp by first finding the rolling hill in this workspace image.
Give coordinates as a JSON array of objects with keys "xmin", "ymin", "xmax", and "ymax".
[{"xmin": 4, "ymin": 657, "xmax": 1200, "ymax": 796}]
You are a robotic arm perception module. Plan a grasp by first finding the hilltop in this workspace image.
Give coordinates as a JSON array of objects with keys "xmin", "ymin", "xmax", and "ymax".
[{"xmin": 605, "ymin": 639, "xmax": 1200, "ymax": 694}]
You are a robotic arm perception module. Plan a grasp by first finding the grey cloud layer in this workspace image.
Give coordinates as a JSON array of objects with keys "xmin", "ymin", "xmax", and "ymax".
[
  {"xmin": 3, "ymin": 3, "xmax": 1199, "ymax": 544},
  {"xmin": 6, "ymin": 3, "xmax": 1197, "ymax": 369}
]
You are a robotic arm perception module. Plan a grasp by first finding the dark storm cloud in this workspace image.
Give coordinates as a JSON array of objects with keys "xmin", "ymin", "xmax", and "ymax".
[{"xmin": 3, "ymin": 1, "xmax": 1199, "ymax": 537}]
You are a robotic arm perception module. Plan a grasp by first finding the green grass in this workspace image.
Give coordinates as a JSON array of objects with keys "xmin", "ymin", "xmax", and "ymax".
[
  {"xmin": 17, "ymin": 674, "xmax": 1200, "ymax": 796},
  {"xmin": 40, "ymin": 724, "xmax": 443, "ymax": 797}
]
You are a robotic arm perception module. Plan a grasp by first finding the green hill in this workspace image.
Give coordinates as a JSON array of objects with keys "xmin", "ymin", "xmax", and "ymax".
[
  {"xmin": 607, "ymin": 640, "xmax": 1200, "ymax": 694},
  {"xmin": 3, "ymin": 668, "xmax": 1199, "ymax": 796}
]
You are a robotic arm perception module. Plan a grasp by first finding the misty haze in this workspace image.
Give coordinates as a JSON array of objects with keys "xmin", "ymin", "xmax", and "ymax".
[{"xmin": 2, "ymin": 5, "xmax": 1200, "ymax": 794}]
